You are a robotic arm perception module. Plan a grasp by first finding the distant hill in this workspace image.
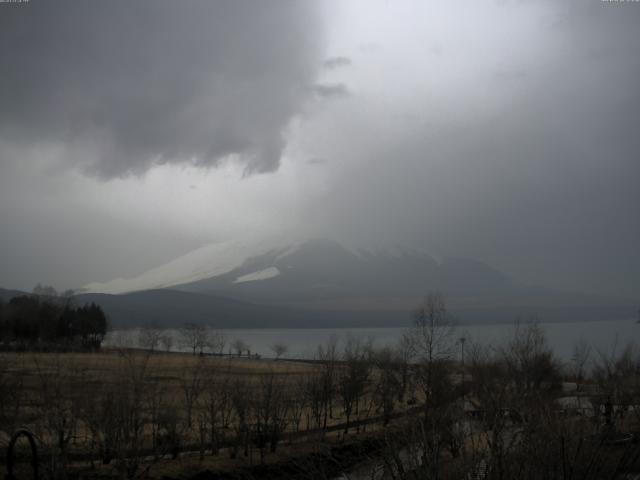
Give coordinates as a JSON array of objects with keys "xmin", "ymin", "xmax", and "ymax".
[
  {"xmin": 1, "ymin": 286, "xmax": 407, "ymax": 328},
  {"xmin": 73, "ymin": 290, "xmax": 638, "ymax": 329},
  {"xmin": 1, "ymin": 282, "xmax": 636, "ymax": 329},
  {"xmin": 0, "ymin": 287, "xmax": 28, "ymax": 302},
  {"xmin": 74, "ymin": 289, "xmax": 408, "ymax": 329}
]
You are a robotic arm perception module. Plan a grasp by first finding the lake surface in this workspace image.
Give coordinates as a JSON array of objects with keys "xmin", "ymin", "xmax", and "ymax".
[{"xmin": 105, "ymin": 318, "xmax": 639, "ymax": 363}]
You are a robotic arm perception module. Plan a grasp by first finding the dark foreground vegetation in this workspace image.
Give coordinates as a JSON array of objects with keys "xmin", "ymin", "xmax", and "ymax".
[
  {"xmin": 1, "ymin": 293, "xmax": 640, "ymax": 479},
  {"xmin": 0, "ymin": 287, "xmax": 107, "ymax": 351}
]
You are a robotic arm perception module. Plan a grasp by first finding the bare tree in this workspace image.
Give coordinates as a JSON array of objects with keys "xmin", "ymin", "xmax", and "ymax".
[
  {"xmin": 464, "ymin": 323, "xmax": 561, "ymax": 479},
  {"xmin": 592, "ymin": 341, "xmax": 640, "ymax": 423},
  {"xmin": 316, "ymin": 335, "xmax": 339, "ymax": 431},
  {"xmin": 180, "ymin": 358, "xmax": 205, "ymax": 429},
  {"xmin": 138, "ymin": 322, "xmax": 161, "ymax": 352},
  {"xmin": 373, "ymin": 346, "xmax": 400, "ymax": 426},
  {"xmin": 406, "ymin": 293, "xmax": 455, "ymax": 410},
  {"xmin": 403, "ymin": 293, "xmax": 457, "ymax": 478},
  {"xmin": 571, "ymin": 338, "xmax": 592, "ymax": 392},
  {"xmin": 500, "ymin": 321, "xmax": 560, "ymax": 398},
  {"xmin": 339, "ymin": 335, "xmax": 371, "ymax": 433},
  {"xmin": 32, "ymin": 354, "xmax": 82, "ymax": 478},
  {"xmin": 208, "ymin": 329, "xmax": 226, "ymax": 355},
  {"xmin": 0, "ymin": 354, "xmax": 24, "ymax": 437},
  {"xmin": 288, "ymin": 374, "xmax": 308, "ymax": 433},
  {"xmin": 114, "ymin": 351, "xmax": 154, "ymax": 479},
  {"xmin": 77, "ymin": 375, "xmax": 119, "ymax": 467},
  {"xmin": 179, "ymin": 322, "xmax": 209, "ymax": 355},
  {"xmin": 229, "ymin": 376, "xmax": 251, "ymax": 458},
  {"xmin": 394, "ymin": 335, "xmax": 414, "ymax": 404},
  {"xmin": 145, "ymin": 375, "xmax": 169, "ymax": 459},
  {"xmin": 231, "ymin": 338, "xmax": 248, "ymax": 357},
  {"xmin": 303, "ymin": 371, "xmax": 325, "ymax": 434},
  {"xmin": 408, "ymin": 293, "xmax": 455, "ymax": 362},
  {"xmin": 252, "ymin": 370, "xmax": 290, "ymax": 462},
  {"xmin": 270, "ymin": 342, "xmax": 289, "ymax": 360},
  {"xmin": 466, "ymin": 333, "xmax": 635, "ymax": 480},
  {"xmin": 467, "ymin": 342, "xmax": 517, "ymax": 479},
  {"xmin": 78, "ymin": 350, "xmax": 156, "ymax": 478},
  {"xmin": 201, "ymin": 366, "xmax": 234, "ymax": 455},
  {"xmin": 160, "ymin": 333, "xmax": 174, "ymax": 352}
]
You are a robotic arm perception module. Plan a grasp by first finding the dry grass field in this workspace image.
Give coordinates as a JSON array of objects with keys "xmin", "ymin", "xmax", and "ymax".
[{"xmin": 0, "ymin": 348, "xmax": 405, "ymax": 479}]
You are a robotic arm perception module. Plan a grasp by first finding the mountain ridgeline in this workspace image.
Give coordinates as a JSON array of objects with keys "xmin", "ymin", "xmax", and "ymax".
[
  {"xmin": 2, "ymin": 239, "xmax": 637, "ymax": 329},
  {"xmin": 176, "ymin": 239, "xmax": 514, "ymax": 302}
]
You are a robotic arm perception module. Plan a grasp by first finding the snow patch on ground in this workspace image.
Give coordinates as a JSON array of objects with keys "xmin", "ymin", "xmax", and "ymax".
[{"xmin": 233, "ymin": 267, "xmax": 280, "ymax": 284}]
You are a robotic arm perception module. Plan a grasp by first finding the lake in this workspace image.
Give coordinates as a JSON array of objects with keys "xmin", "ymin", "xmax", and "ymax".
[{"xmin": 105, "ymin": 318, "xmax": 639, "ymax": 363}]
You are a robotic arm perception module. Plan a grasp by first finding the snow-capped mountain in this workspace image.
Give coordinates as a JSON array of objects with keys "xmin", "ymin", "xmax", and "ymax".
[
  {"xmin": 84, "ymin": 237, "xmax": 513, "ymax": 302},
  {"xmin": 173, "ymin": 238, "xmax": 515, "ymax": 308},
  {"xmin": 81, "ymin": 237, "xmax": 294, "ymax": 294},
  {"xmin": 79, "ymin": 238, "xmax": 637, "ymax": 327}
]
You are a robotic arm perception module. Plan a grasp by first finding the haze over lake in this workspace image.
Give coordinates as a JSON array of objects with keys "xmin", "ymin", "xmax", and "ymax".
[{"xmin": 107, "ymin": 318, "xmax": 639, "ymax": 362}]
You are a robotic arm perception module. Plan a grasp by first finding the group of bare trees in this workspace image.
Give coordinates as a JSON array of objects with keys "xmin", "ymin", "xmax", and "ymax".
[
  {"xmin": 0, "ymin": 328, "xmax": 418, "ymax": 477},
  {"xmin": 137, "ymin": 322, "xmax": 226, "ymax": 356},
  {"xmin": 2, "ymin": 294, "xmax": 640, "ymax": 479},
  {"xmin": 375, "ymin": 296, "xmax": 640, "ymax": 480}
]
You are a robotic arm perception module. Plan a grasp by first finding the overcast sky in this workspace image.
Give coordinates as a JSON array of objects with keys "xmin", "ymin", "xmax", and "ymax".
[{"xmin": 0, "ymin": 0, "xmax": 638, "ymax": 298}]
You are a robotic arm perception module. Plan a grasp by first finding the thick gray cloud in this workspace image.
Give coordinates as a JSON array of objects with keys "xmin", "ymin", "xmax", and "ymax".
[
  {"xmin": 323, "ymin": 56, "xmax": 352, "ymax": 70},
  {"xmin": 297, "ymin": 0, "xmax": 640, "ymax": 299},
  {"xmin": 0, "ymin": 0, "xmax": 323, "ymax": 177},
  {"xmin": 0, "ymin": 0, "xmax": 638, "ymax": 301},
  {"xmin": 313, "ymin": 83, "xmax": 350, "ymax": 99}
]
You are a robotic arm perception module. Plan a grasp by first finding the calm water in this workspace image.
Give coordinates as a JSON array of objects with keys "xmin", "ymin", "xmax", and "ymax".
[{"xmin": 105, "ymin": 319, "xmax": 639, "ymax": 363}]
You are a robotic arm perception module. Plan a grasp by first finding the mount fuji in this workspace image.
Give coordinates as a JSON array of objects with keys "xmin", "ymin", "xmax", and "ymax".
[{"xmin": 75, "ymin": 238, "xmax": 637, "ymax": 328}]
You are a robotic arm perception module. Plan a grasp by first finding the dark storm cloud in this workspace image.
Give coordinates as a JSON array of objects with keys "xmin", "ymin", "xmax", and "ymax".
[
  {"xmin": 0, "ymin": 0, "xmax": 638, "ymax": 299},
  {"xmin": 0, "ymin": 1, "xmax": 323, "ymax": 177}
]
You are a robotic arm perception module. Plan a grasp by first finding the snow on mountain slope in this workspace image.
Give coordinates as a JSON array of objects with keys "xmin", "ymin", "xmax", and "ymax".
[
  {"xmin": 82, "ymin": 236, "xmax": 484, "ymax": 296},
  {"xmin": 81, "ymin": 237, "xmax": 290, "ymax": 294},
  {"xmin": 233, "ymin": 267, "xmax": 280, "ymax": 284}
]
